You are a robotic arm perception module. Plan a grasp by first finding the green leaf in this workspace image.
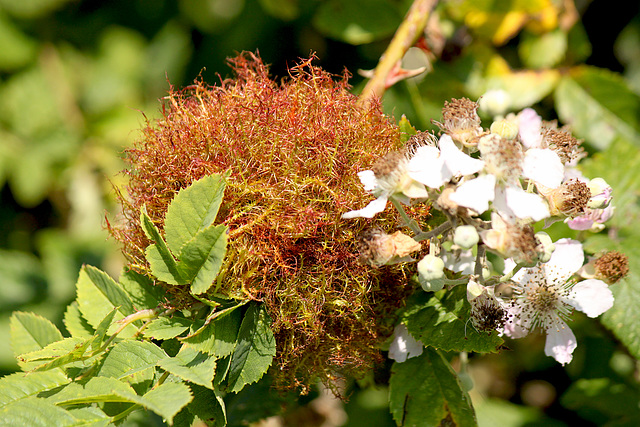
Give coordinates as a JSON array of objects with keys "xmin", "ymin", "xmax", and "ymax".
[
  {"xmin": 89, "ymin": 308, "xmax": 119, "ymax": 351},
  {"xmin": 10, "ymin": 312, "xmax": 63, "ymax": 360},
  {"xmin": 157, "ymin": 346, "xmax": 216, "ymax": 389},
  {"xmin": 555, "ymin": 66, "xmax": 640, "ymax": 150},
  {"xmin": 188, "ymin": 384, "xmax": 226, "ymax": 427},
  {"xmin": 579, "ymin": 139, "xmax": 640, "ymax": 358},
  {"xmin": 403, "ymin": 287, "xmax": 504, "ymax": 353},
  {"xmin": 98, "ymin": 340, "xmax": 167, "ymax": 385},
  {"xmin": 0, "ymin": 370, "xmax": 69, "ymax": 406},
  {"xmin": 518, "ymin": 29, "xmax": 567, "ymax": 69},
  {"xmin": 389, "ymin": 348, "xmax": 476, "ymax": 426},
  {"xmin": 164, "ymin": 174, "xmax": 227, "ymax": 255},
  {"xmin": 226, "ymin": 304, "xmax": 276, "ymax": 393},
  {"xmin": 178, "ymin": 224, "xmax": 228, "ymax": 295},
  {"xmin": 63, "ymin": 302, "xmax": 94, "ymax": 339},
  {"xmin": 46, "ymin": 375, "xmax": 190, "ymax": 424},
  {"xmin": 561, "ymin": 378, "xmax": 640, "ymax": 422},
  {"xmin": 48, "ymin": 376, "xmax": 140, "ymax": 405},
  {"xmin": 257, "ymin": 0, "xmax": 299, "ymax": 20},
  {"xmin": 143, "ymin": 316, "xmax": 192, "ymax": 340},
  {"xmin": 312, "ymin": 0, "xmax": 402, "ymax": 45},
  {"xmin": 75, "ymin": 265, "xmax": 138, "ymax": 337},
  {"xmin": 141, "ymin": 381, "xmax": 193, "ymax": 425},
  {"xmin": 18, "ymin": 337, "xmax": 87, "ymax": 372},
  {"xmin": 398, "ymin": 115, "xmax": 417, "ymax": 142},
  {"xmin": 141, "ymin": 207, "xmax": 186, "ymax": 286},
  {"xmin": 118, "ymin": 268, "xmax": 163, "ymax": 311},
  {"xmin": 0, "ymin": 397, "xmax": 78, "ymax": 426},
  {"xmin": 182, "ymin": 305, "xmax": 242, "ymax": 358}
]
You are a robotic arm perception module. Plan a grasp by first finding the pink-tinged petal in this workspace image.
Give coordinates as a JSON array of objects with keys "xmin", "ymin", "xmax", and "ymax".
[
  {"xmin": 449, "ymin": 174, "xmax": 496, "ymax": 214},
  {"xmin": 408, "ymin": 145, "xmax": 450, "ymax": 188},
  {"xmin": 518, "ymin": 108, "xmax": 542, "ymax": 148},
  {"xmin": 567, "ymin": 279, "xmax": 614, "ymax": 317},
  {"xmin": 388, "ymin": 324, "xmax": 424, "ymax": 363},
  {"xmin": 357, "ymin": 170, "xmax": 377, "ymax": 192},
  {"xmin": 544, "ymin": 320, "xmax": 577, "ymax": 365},
  {"xmin": 439, "ymin": 134, "xmax": 485, "ymax": 176},
  {"xmin": 566, "ymin": 216, "xmax": 595, "ymax": 230},
  {"xmin": 503, "ymin": 305, "xmax": 530, "ymax": 339},
  {"xmin": 543, "ymin": 239, "xmax": 584, "ymax": 283},
  {"xmin": 523, "ymin": 149, "xmax": 564, "ymax": 188},
  {"xmin": 503, "ymin": 185, "xmax": 550, "ymax": 222},
  {"xmin": 342, "ymin": 196, "xmax": 388, "ymax": 219}
]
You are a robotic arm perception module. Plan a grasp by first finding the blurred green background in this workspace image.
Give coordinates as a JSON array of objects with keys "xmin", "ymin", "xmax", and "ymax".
[{"xmin": 1, "ymin": 0, "xmax": 640, "ymax": 426}]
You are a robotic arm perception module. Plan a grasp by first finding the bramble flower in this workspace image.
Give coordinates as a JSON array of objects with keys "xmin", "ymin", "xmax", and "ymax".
[
  {"xmin": 343, "ymin": 150, "xmax": 428, "ymax": 219},
  {"xmin": 518, "ymin": 108, "xmax": 585, "ymax": 167},
  {"xmin": 449, "ymin": 133, "xmax": 563, "ymax": 222},
  {"xmin": 433, "ymin": 98, "xmax": 485, "ymax": 148},
  {"xmin": 579, "ymin": 251, "xmax": 629, "ymax": 284},
  {"xmin": 407, "ymin": 134, "xmax": 484, "ymax": 189},
  {"xmin": 481, "ymin": 213, "xmax": 539, "ymax": 265},
  {"xmin": 467, "ymin": 279, "xmax": 508, "ymax": 333},
  {"xmin": 389, "ymin": 324, "xmax": 424, "ymax": 363},
  {"xmin": 504, "ymin": 239, "xmax": 614, "ymax": 365},
  {"xmin": 538, "ymin": 179, "xmax": 591, "ymax": 219}
]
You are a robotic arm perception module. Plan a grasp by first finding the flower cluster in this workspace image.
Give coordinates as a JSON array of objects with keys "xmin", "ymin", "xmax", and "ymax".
[{"xmin": 344, "ymin": 98, "xmax": 626, "ymax": 365}]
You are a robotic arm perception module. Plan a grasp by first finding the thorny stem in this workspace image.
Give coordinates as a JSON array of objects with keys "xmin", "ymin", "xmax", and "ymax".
[
  {"xmin": 391, "ymin": 197, "xmax": 423, "ymax": 235},
  {"xmin": 358, "ymin": 0, "xmax": 439, "ymax": 104},
  {"xmin": 414, "ymin": 220, "xmax": 452, "ymax": 242}
]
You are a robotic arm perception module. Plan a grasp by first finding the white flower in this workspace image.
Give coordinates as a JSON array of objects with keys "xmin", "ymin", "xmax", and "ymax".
[
  {"xmin": 343, "ymin": 151, "xmax": 428, "ymax": 219},
  {"xmin": 449, "ymin": 133, "xmax": 563, "ymax": 221},
  {"xmin": 408, "ymin": 134, "xmax": 484, "ymax": 189},
  {"xmin": 504, "ymin": 239, "xmax": 614, "ymax": 365},
  {"xmin": 388, "ymin": 324, "xmax": 424, "ymax": 363}
]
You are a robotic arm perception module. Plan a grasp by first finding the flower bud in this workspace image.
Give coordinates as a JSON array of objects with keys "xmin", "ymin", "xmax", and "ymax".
[
  {"xmin": 587, "ymin": 177, "xmax": 612, "ymax": 209},
  {"xmin": 453, "ymin": 225, "xmax": 479, "ymax": 249},
  {"xmin": 417, "ymin": 254, "xmax": 445, "ymax": 291},
  {"xmin": 490, "ymin": 118, "xmax": 519, "ymax": 140}
]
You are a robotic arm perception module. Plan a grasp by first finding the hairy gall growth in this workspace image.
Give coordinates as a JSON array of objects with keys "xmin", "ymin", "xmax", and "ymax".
[{"xmin": 109, "ymin": 53, "xmax": 413, "ymax": 392}]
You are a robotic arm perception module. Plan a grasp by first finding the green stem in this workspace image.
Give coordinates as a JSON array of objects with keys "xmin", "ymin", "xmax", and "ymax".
[
  {"xmin": 474, "ymin": 245, "xmax": 486, "ymax": 278},
  {"xmin": 391, "ymin": 197, "xmax": 423, "ymax": 235},
  {"xmin": 414, "ymin": 220, "xmax": 452, "ymax": 242}
]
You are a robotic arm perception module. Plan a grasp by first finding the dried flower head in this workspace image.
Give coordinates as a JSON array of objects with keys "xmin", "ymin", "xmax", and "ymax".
[
  {"xmin": 541, "ymin": 126, "xmax": 585, "ymax": 166},
  {"xmin": 109, "ymin": 53, "xmax": 412, "ymax": 392},
  {"xmin": 357, "ymin": 228, "xmax": 422, "ymax": 267},
  {"xmin": 593, "ymin": 251, "xmax": 629, "ymax": 284},
  {"xmin": 434, "ymin": 98, "xmax": 485, "ymax": 148},
  {"xmin": 543, "ymin": 179, "xmax": 591, "ymax": 218}
]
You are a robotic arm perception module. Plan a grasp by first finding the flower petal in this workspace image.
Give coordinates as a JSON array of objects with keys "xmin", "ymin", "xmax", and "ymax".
[
  {"xmin": 408, "ymin": 145, "xmax": 450, "ymax": 188},
  {"xmin": 503, "ymin": 305, "xmax": 529, "ymax": 339},
  {"xmin": 342, "ymin": 196, "xmax": 388, "ymax": 219},
  {"xmin": 523, "ymin": 148, "xmax": 564, "ymax": 188},
  {"xmin": 357, "ymin": 170, "xmax": 378, "ymax": 192},
  {"xmin": 388, "ymin": 324, "xmax": 423, "ymax": 363},
  {"xmin": 518, "ymin": 108, "xmax": 542, "ymax": 149},
  {"xmin": 567, "ymin": 279, "xmax": 614, "ymax": 317},
  {"xmin": 449, "ymin": 174, "xmax": 496, "ymax": 214},
  {"xmin": 544, "ymin": 319, "xmax": 577, "ymax": 365},
  {"xmin": 500, "ymin": 185, "xmax": 550, "ymax": 222},
  {"xmin": 543, "ymin": 238, "xmax": 584, "ymax": 283},
  {"xmin": 439, "ymin": 134, "xmax": 485, "ymax": 176}
]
